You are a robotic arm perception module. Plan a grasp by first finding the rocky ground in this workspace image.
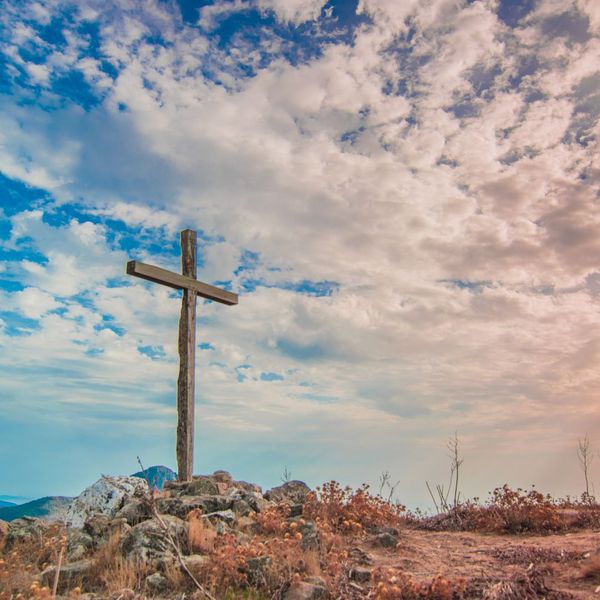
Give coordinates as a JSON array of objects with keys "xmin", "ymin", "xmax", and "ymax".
[{"xmin": 1, "ymin": 472, "xmax": 600, "ymax": 599}]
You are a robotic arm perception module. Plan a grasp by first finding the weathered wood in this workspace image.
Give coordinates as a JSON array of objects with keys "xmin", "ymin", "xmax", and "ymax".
[
  {"xmin": 126, "ymin": 261, "xmax": 238, "ymax": 305},
  {"xmin": 126, "ymin": 228, "xmax": 238, "ymax": 483},
  {"xmin": 177, "ymin": 229, "xmax": 197, "ymax": 482}
]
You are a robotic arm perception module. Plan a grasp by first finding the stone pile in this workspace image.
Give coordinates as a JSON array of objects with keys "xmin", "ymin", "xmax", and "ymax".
[{"xmin": 0, "ymin": 471, "xmax": 332, "ymax": 600}]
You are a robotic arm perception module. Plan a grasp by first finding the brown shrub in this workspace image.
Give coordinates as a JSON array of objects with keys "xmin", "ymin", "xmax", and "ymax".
[
  {"xmin": 423, "ymin": 486, "xmax": 570, "ymax": 534},
  {"xmin": 371, "ymin": 567, "xmax": 467, "ymax": 599},
  {"xmin": 303, "ymin": 481, "xmax": 405, "ymax": 534},
  {"xmin": 187, "ymin": 508, "xmax": 217, "ymax": 553}
]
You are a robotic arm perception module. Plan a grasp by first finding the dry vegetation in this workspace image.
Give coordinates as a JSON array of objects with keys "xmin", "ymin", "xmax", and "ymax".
[{"xmin": 3, "ymin": 481, "xmax": 600, "ymax": 599}]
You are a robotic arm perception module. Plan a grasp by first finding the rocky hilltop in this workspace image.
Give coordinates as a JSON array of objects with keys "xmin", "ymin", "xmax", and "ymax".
[
  {"xmin": 1, "ymin": 471, "xmax": 334, "ymax": 599},
  {"xmin": 2, "ymin": 473, "xmax": 599, "ymax": 599}
]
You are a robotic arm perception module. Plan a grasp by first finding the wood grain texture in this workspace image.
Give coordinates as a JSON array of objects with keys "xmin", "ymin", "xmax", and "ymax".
[
  {"xmin": 126, "ymin": 261, "xmax": 238, "ymax": 305},
  {"xmin": 176, "ymin": 229, "xmax": 197, "ymax": 482}
]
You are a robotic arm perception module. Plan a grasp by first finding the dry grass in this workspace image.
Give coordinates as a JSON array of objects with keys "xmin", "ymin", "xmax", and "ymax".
[
  {"xmin": 187, "ymin": 509, "xmax": 218, "ymax": 554},
  {"xmin": 579, "ymin": 556, "xmax": 600, "ymax": 582},
  {"xmin": 3, "ymin": 480, "xmax": 600, "ymax": 599}
]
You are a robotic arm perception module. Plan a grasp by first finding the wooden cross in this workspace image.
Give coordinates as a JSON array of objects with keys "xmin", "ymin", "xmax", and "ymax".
[{"xmin": 126, "ymin": 229, "xmax": 238, "ymax": 481}]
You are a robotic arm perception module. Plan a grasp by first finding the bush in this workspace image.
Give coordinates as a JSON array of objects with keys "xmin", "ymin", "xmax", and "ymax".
[{"xmin": 303, "ymin": 480, "xmax": 406, "ymax": 534}]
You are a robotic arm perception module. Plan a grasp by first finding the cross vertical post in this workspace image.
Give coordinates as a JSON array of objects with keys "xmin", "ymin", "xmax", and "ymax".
[{"xmin": 177, "ymin": 229, "xmax": 197, "ymax": 482}]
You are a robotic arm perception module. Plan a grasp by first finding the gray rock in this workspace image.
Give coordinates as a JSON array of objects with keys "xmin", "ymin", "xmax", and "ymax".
[
  {"xmin": 115, "ymin": 499, "xmax": 150, "ymax": 526},
  {"xmin": 245, "ymin": 555, "xmax": 272, "ymax": 585},
  {"xmin": 120, "ymin": 515, "xmax": 187, "ymax": 567},
  {"xmin": 145, "ymin": 571, "xmax": 169, "ymax": 592},
  {"xmin": 83, "ymin": 514, "xmax": 130, "ymax": 546},
  {"xmin": 157, "ymin": 494, "xmax": 233, "ymax": 519},
  {"xmin": 203, "ymin": 509, "xmax": 236, "ymax": 526},
  {"xmin": 186, "ymin": 477, "xmax": 219, "ymax": 496},
  {"xmin": 182, "ymin": 554, "xmax": 210, "ymax": 576},
  {"xmin": 232, "ymin": 480, "xmax": 262, "ymax": 494},
  {"xmin": 163, "ymin": 480, "xmax": 189, "ymax": 493},
  {"xmin": 211, "ymin": 470, "xmax": 233, "ymax": 483},
  {"xmin": 375, "ymin": 532, "xmax": 397, "ymax": 548},
  {"xmin": 5, "ymin": 517, "xmax": 49, "ymax": 549},
  {"xmin": 227, "ymin": 488, "xmax": 269, "ymax": 513},
  {"xmin": 284, "ymin": 580, "xmax": 327, "ymax": 599},
  {"xmin": 350, "ymin": 567, "xmax": 371, "ymax": 582},
  {"xmin": 232, "ymin": 499, "xmax": 252, "ymax": 517},
  {"xmin": 40, "ymin": 559, "xmax": 93, "ymax": 588},
  {"xmin": 265, "ymin": 481, "xmax": 311, "ymax": 504},
  {"xmin": 67, "ymin": 529, "xmax": 94, "ymax": 561},
  {"xmin": 66, "ymin": 476, "xmax": 149, "ymax": 528},
  {"xmin": 298, "ymin": 520, "xmax": 319, "ymax": 550}
]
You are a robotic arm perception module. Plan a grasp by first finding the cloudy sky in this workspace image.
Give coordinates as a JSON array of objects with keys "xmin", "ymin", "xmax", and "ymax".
[{"xmin": 0, "ymin": 0, "xmax": 598, "ymax": 508}]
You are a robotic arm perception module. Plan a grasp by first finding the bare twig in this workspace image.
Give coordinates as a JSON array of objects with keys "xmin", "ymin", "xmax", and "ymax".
[
  {"xmin": 51, "ymin": 540, "xmax": 65, "ymax": 599},
  {"xmin": 425, "ymin": 481, "xmax": 440, "ymax": 513},
  {"xmin": 447, "ymin": 432, "xmax": 464, "ymax": 510},
  {"xmin": 578, "ymin": 434, "xmax": 594, "ymax": 500},
  {"xmin": 281, "ymin": 466, "xmax": 292, "ymax": 484},
  {"xmin": 378, "ymin": 470, "xmax": 401, "ymax": 504}
]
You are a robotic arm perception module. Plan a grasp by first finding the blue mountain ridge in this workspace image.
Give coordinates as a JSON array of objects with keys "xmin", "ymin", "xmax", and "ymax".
[
  {"xmin": 0, "ymin": 465, "xmax": 177, "ymax": 522},
  {"xmin": 130, "ymin": 465, "xmax": 177, "ymax": 489},
  {"xmin": 0, "ymin": 497, "xmax": 72, "ymax": 522}
]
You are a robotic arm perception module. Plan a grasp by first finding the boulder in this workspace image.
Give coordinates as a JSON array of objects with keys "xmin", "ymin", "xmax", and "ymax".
[
  {"xmin": 265, "ymin": 481, "xmax": 311, "ymax": 504},
  {"xmin": 186, "ymin": 477, "xmax": 219, "ymax": 496},
  {"xmin": 5, "ymin": 517, "xmax": 49, "ymax": 549},
  {"xmin": 115, "ymin": 499, "xmax": 150, "ymax": 526},
  {"xmin": 145, "ymin": 571, "xmax": 169, "ymax": 593},
  {"xmin": 40, "ymin": 559, "xmax": 93, "ymax": 589},
  {"xmin": 245, "ymin": 555, "xmax": 272, "ymax": 585},
  {"xmin": 350, "ymin": 567, "xmax": 371, "ymax": 582},
  {"xmin": 211, "ymin": 470, "xmax": 233, "ymax": 483},
  {"xmin": 375, "ymin": 531, "xmax": 397, "ymax": 548},
  {"xmin": 284, "ymin": 579, "xmax": 327, "ymax": 599},
  {"xmin": 227, "ymin": 488, "xmax": 269, "ymax": 513},
  {"xmin": 232, "ymin": 499, "xmax": 252, "ymax": 517},
  {"xmin": 182, "ymin": 553, "xmax": 210, "ymax": 576},
  {"xmin": 67, "ymin": 529, "xmax": 94, "ymax": 561},
  {"xmin": 157, "ymin": 495, "xmax": 233, "ymax": 519},
  {"xmin": 298, "ymin": 520, "xmax": 319, "ymax": 551},
  {"xmin": 203, "ymin": 509, "xmax": 236, "ymax": 526},
  {"xmin": 66, "ymin": 476, "xmax": 149, "ymax": 528},
  {"xmin": 120, "ymin": 515, "xmax": 187, "ymax": 567},
  {"xmin": 83, "ymin": 514, "xmax": 130, "ymax": 546},
  {"xmin": 232, "ymin": 480, "xmax": 263, "ymax": 494}
]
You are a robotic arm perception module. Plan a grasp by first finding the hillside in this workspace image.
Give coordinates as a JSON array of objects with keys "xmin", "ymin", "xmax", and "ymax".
[
  {"xmin": 2, "ymin": 474, "xmax": 600, "ymax": 598},
  {"xmin": 0, "ymin": 496, "xmax": 72, "ymax": 522},
  {"xmin": 0, "ymin": 500, "xmax": 16, "ymax": 508}
]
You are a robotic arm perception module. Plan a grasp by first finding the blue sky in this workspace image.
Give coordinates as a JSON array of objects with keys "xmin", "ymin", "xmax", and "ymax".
[{"xmin": 0, "ymin": 0, "xmax": 599, "ymax": 508}]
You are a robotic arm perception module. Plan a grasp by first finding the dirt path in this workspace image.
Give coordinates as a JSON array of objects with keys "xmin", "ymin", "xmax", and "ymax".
[{"xmin": 357, "ymin": 528, "xmax": 600, "ymax": 598}]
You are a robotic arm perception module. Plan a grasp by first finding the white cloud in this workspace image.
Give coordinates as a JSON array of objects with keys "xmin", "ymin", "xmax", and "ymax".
[
  {"xmin": 0, "ymin": 0, "xmax": 599, "ymax": 503},
  {"xmin": 257, "ymin": 0, "xmax": 328, "ymax": 25},
  {"xmin": 13, "ymin": 287, "xmax": 62, "ymax": 319}
]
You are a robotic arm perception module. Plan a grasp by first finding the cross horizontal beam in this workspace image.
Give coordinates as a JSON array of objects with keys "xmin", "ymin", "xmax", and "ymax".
[{"xmin": 127, "ymin": 260, "xmax": 238, "ymax": 305}]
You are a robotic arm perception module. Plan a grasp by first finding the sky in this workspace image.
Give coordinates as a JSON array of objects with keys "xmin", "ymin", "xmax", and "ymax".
[{"xmin": 0, "ymin": 0, "xmax": 599, "ymax": 509}]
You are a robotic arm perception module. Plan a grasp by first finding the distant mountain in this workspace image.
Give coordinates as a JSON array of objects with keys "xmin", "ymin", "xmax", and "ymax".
[
  {"xmin": 0, "ymin": 495, "xmax": 33, "ymax": 505},
  {"xmin": 0, "ymin": 496, "xmax": 73, "ymax": 522},
  {"xmin": 0, "ymin": 500, "xmax": 16, "ymax": 508},
  {"xmin": 130, "ymin": 465, "xmax": 177, "ymax": 490}
]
